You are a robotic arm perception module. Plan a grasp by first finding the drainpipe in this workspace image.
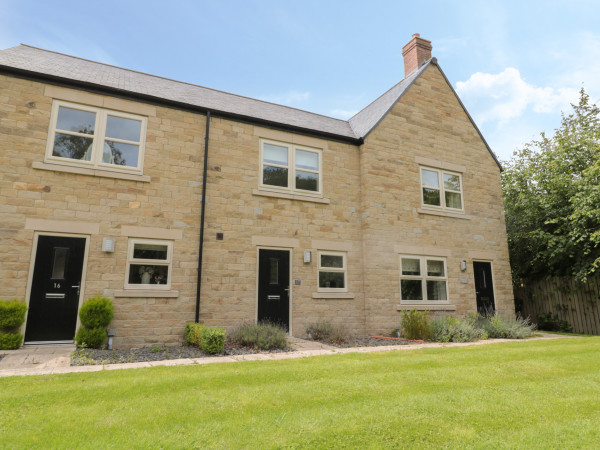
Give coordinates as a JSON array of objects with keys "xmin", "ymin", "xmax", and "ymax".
[{"xmin": 195, "ymin": 111, "xmax": 211, "ymax": 323}]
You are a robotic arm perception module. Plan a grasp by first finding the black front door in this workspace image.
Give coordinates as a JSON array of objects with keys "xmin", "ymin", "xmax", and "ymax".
[
  {"xmin": 25, "ymin": 235, "xmax": 86, "ymax": 342},
  {"xmin": 257, "ymin": 249, "xmax": 290, "ymax": 331},
  {"xmin": 473, "ymin": 261, "xmax": 495, "ymax": 314}
]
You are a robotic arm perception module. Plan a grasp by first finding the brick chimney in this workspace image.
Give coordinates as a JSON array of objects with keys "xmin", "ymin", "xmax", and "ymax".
[{"xmin": 402, "ymin": 34, "xmax": 432, "ymax": 76}]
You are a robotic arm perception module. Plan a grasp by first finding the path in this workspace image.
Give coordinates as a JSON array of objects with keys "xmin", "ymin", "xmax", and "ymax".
[{"xmin": 0, "ymin": 333, "xmax": 576, "ymax": 378}]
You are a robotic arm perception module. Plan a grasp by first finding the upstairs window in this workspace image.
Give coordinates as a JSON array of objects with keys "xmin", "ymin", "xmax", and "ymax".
[
  {"xmin": 260, "ymin": 139, "xmax": 322, "ymax": 195},
  {"xmin": 47, "ymin": 101, "xmax": 147, "ymax": 173},
  {"xmin": 420, "ymin": 167, "xmax": 463, "ymax": 210}
]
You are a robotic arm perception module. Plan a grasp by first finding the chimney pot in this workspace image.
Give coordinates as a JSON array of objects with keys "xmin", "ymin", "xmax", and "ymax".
[{"xmin": 402, "ymin": 34, "xmax": 432, "ymax": 77}]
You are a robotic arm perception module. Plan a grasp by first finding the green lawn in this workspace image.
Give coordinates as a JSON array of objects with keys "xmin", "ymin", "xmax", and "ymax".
[{"xmin": 2, "ymin": 338, "xmax": 600, "ymax": 448}]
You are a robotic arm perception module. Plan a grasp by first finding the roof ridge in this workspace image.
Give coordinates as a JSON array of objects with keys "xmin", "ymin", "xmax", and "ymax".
[
  {"xmin": 17, "ymin": 44, "xmax": 351, "ymax": 127},
  {"xmin": 349, "ymin": 58, "xmax": 432, "ymax": 122}
]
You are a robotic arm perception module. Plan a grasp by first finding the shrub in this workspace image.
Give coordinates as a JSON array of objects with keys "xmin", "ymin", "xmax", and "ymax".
[
  {"xmin": 400, "ymin": 310, "xmax": 432, "ymax": 340},
  {"xmin": 74, "ymin": 327, "xmax": 107, "ymax": 349},
  {"xmin": 184, "ymin": 323, "xmax": 205, "ymax": 347},
  {"xmin": 479, "ymin": 313, "xmax": 535, "ymax": 339},
  {"xmin": 0, "ymin": 332, "xmax": 24, "ymax": 350},
  {"xmin": 79, "ymin": 297, "xmax": 114, "ymax": 329},
  {"xmin": 306, "ymin": 322, "xmax": 332, "ymax": 341},
  {"xmin": 537, "ymin": 313, "xmax": 573, "ymax": 333},
  {"xmin": 229, "ymin": 322, "xmax": 287, "ymax": 350},
  {"xmin": 431, "ymin": 316, "xmax": 487, "ymax": 343},
  {"xmin": 201, "ymin": 327, "xmax": 226, "ymax": 354},
  {"xmin": 0, "ymin": 299, "xmax": 28, "ymax": 331},
  {"xmin": 306, "ymin": 321, "xmax": 349, "ymax": 344}
]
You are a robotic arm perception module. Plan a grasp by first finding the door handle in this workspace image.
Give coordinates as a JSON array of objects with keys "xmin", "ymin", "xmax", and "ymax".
[{"xmin": 72, "ymin": 283, "xmax": 81, "ymax": 296}]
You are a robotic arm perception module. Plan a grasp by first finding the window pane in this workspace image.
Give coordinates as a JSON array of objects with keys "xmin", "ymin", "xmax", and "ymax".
[
  {"xmin": 129, "ymin": 264, "xmax": 169, "ymax": 285},
  {"xmin": 426, "ymin": 280, "xmax": 447, "ymax": 300},
  {"xmin": 133, "ymin": 243, "xmax": 168, "ymax": 260},
  {"xmin": 295, "ymin": 150, "xmax": 318, "ymax": 171},
  {"xmin": 427, "ymin": 260, "xmax": 445, "ymax": 277},
  {"xmin": 103, "ymin": 141, "xmax": 139, "ymax": 167},
  {"xmin": 445, "ymin": 192, "xmax": 462, "ymax": 209},
  {"xmin": 421, "ymin": 169, "xmax": 439, "ymax": 187},
  {"xmin": 401, "ymin": 258, "xmax": 420, "ymax": 276},
  {"xmin": 269, "ymin": 258, "xmax": 278, "ymax": 284},
  {"xmin": 106, "ymin": 115, "xmax": 141, "ymax": 142},
  {"xmin": 401, "ymin": 279, "xmax": 423, "ymax": 300},
  {"xmin": 321, "ymin": 254, "xmax": 343, "ymax": 268},
  {"xmin": 423, "ymin": 188, "xmax": 441, "ymax": 206},
  {"xmin": 319, "ymin": 271, "xmax": 345, "ymax": 289},
  {"xmin": 51, "ymin": 247, "xmax": 69, "ymax": 279},
  {"xmin": 296, "ymin": 171, "xmax": 318, "ymax": 191},
  {"xmin": 263, "ymin": 143, "xmax": 288, "ymax": 165},
  {"xmin": 443, "ymin": 173, "xmax": 461, "ymax": 191},
  {"xmin": 56, "ymin": 107, "xmax": 95, "ymax": 134},
  {"xmin": 53, "ymin": 133, "xmax": 93, "ymax": 161},
  {"xmin": 263, "ymin": 166, "xmax": 288, "ymax": 187}
]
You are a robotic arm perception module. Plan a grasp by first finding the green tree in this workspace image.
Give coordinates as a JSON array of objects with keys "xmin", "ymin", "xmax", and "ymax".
[{"xmin": 502, "ymin": 88, "xmax": 600, "ymax": 283}]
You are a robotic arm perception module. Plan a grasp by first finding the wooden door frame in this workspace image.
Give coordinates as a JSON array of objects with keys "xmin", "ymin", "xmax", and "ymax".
[
  {"xmin": 255, "ymin": 246, "xmax": 293, "ymax": 335},
  {"xmin": 23, "ymin": 232, "xmax": 90, "ymax": 344}
]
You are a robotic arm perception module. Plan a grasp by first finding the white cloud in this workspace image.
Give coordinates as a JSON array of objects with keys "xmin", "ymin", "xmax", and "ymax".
[
  {"xmin": 330, "ymin": 109, "xmax": 358, "ymax": 119},
  {"xmin": 456, "ymin": 67, "xmax": 579, "ymax": 125},
  {"xmin": 259, "ymin": 90, "xmax": 311, "ymax": 106}
]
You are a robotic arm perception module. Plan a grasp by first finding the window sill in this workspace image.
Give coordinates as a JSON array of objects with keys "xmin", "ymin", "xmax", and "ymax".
[
  {"xmin": 113, "ymin": 289, "xmax": 179, "ymax": 298},
  {"xmin": 417, "ymin": 208, "xmax": 470, "ymax": 220},
  {"xmin": 252, "ymin": 189, "xmax": 330, "ymax": 204},
  {"xmin": 33, "ymin": 161, "xmax": 151, "ymax": 182},
  {"xmin": 312, "ymin": 292, "xmax": 355, "ymax": 299},
  {"xmin": 396, "ymin": 304, "xmax": 457, "ymax": 311}
]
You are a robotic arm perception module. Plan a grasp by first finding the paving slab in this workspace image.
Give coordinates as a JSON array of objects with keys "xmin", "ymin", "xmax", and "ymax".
[{"xmin": 148, "ymin": 358, "xmax": 195, "ymax": 367}]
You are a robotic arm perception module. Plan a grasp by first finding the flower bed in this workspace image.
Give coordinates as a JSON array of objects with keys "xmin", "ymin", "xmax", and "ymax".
[{"xmin": 71, "ymin": 343, "xmax": 294, "ymax": 366}]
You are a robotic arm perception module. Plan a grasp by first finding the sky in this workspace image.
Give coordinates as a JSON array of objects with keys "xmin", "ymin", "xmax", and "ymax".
[{"xmin": 1, "ymin": 0, "xmax": 599, "ymax": 162}]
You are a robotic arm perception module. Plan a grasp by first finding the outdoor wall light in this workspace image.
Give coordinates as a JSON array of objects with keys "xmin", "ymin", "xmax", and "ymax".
[
  {"xmin": 304, "ymin": 251, "xmax": 311, "ymax": 263},
  {"xmin": 102, "ymin": 237, "xmax": 115, "ymax": 252},
  {"xmin": 460, "ymin": 260, "xmax": 467, "ymax": 271},
  {"xmin": 107, "ymin": 330, "xmax": 116, "ymax": 350}
]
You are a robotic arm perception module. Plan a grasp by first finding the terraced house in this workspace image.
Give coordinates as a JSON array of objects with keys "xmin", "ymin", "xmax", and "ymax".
[{"xmin": 0, "ymin": 35, "xmax": 514, "ymax": 348}]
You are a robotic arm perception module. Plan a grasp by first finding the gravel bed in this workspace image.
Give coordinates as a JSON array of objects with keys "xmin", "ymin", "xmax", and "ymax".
[
  {"xmin": 71, "ymin": 343, "xmax": 295, "ymax": 366},
  {"xmin": 330, "ymin": 337, "xmax": 415, "ymax": 348}
]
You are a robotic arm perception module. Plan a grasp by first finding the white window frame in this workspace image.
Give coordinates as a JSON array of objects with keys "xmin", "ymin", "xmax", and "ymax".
[
  {"xmin": 420, "ymin": 166, "xmax": 464, "ymax": 212},
  {"xmin": 125, "ymin": 239, "xmax": 173, "ymax": 290},
  {"xmin": 317, "ymin": 251, "xmax": 347, "ymax": 292},
  {"xmin": 399, "ymin": 255, "xmax": 449, "ymax": 304},
  {"xmin": 259, "ymin": 139, "xmax": 323, "ymax": 196},
  {"xmin": 46, "ymin": 100, "xmax": 147, "ymax": 174}
]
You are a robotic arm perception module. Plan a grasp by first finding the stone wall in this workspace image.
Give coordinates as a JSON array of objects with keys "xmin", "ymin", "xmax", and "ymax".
[
  {"xmin": 359, "ymin": 64, "xmax": 513, "ymax": 334},
  {"xmin": 0, "ymin": 66, "xmax": 514, "ymax": 348}
]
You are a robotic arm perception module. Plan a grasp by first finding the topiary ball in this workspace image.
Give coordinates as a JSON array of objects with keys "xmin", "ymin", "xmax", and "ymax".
[
  {"xmin": 0, "ymin": 300, "xmax": 28, "ymax": 331},
  {"xmin": 0, "ymin": 332, "xmax": 24, "ymax": 350},
  {"xmin": 74, "ymin": 327, "xmax": 107, "ymax": 349},
  {"xmin": 78, "ymin": 296, "xmax": 114, "ymax": 329}
]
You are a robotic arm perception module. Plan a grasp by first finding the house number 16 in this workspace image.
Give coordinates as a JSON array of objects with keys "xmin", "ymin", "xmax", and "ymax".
[{"xmin": 54, "ymin": 282, "xmax": 61, "ymax": 288}]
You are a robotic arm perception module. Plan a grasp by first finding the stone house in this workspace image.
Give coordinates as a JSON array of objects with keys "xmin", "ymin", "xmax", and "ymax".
[{"xmin": 0, "ymin": 35, "xmax": 513, "ymax": 348}]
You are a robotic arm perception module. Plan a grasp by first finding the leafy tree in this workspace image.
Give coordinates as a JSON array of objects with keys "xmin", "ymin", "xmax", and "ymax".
[
  {"xmin": 53, "ymin": 127, "xmax": 125, "ymax": 165},
  {"xmin": 502, "ymin": 88, "xmax": 600, "ymax": 283}
]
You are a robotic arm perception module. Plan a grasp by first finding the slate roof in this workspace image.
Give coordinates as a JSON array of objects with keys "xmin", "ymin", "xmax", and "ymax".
[
  {"xmin": 0, "ymin": 44, "xmax": 500, "ymax": 167},
  {"xmin": 0, "ymin": 44, "xmax": 429, "ymax": 141}
]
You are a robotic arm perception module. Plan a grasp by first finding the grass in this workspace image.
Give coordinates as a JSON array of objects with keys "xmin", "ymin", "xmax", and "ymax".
[{"xmin": 1, "ymin": 337, "xmax": 600, "ymax": 448}]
